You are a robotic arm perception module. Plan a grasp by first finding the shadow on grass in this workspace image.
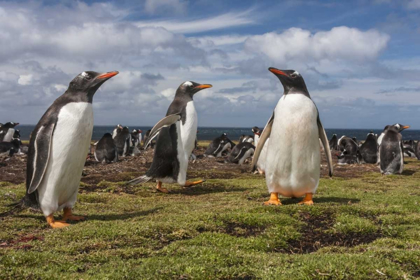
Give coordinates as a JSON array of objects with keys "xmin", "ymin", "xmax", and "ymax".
[
  {"xmin": 16, "ymin": 207, "xmax": 163, "ymax": 223},
  {"xmin": 280, "ymin": 197, "xmax": 360, "ymax": 205},
  {"xmin": 400, "ymin": 170, "xmax": 416, "ymax": 176},
  {"xmin": 168, "ymin": 184, "xmax": 249, "ymax": 196}
]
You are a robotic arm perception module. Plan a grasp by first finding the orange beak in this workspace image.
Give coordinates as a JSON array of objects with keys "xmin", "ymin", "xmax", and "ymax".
[
  {"xmin": 269, "ymin": 67, "xmax": 288, "ymax": 77},
  {"xmin": 97, "ymin": 71, "xmax": 119, "ymax": 79},
  {"xmin": 403, "ymin": 125, "xmax": 410, "ymax": 129},
  {"xmin": 195, "ymin": 84, "xmax": 212, "ymax": 89}
]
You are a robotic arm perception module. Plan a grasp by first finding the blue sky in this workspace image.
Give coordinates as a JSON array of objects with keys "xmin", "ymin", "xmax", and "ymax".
[{"xmin": 0, "ymin": 0, "xmax": 420, "ymax": 128}]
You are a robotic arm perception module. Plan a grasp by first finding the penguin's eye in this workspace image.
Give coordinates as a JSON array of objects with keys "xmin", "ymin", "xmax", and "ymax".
[{"xmin": 290, "ymin": 73, "xmax": 297, "ymax": 78}]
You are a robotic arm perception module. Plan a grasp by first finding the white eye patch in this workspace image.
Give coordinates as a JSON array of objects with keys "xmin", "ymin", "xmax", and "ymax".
[
  {"xmin": 293, "ymin": 71, "xmax": 300, "ymax": 76},
  {"xmin": 183, "ymin": 81, "xmax": 193, "ymax": 87},
  {"xmin": 81, "ymin": 72, "xmax": 88, "ymax": 77}
]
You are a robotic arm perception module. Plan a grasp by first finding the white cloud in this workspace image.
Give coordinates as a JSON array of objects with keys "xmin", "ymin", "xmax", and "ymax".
[
  {"xmin": 244, "ymin": 26, "xmax": 390, "ymax": 64},
  {"xmin": 18, "ymin": 74, "xmax": 33, "ymax": 85},
  {"xmin": 135, "ymin": 10, "xmax": 256, "ymax": 34}
]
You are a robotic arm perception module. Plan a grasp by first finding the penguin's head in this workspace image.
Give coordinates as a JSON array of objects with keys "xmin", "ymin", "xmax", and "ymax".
[
  {"xmin": 268, "ymin": 67, "xmax": 309, "ymax": 95},
  {"xmin": 252, "ymin": 127, "xmax": 261, "ymax": 135},
  {"xmin": 394, "ymin": 123, "xmax": 410, "ymax": 132},
  {"xmin": 4, "ymin": 122, "xmax": 19, "ymax": 128},
  {"xmin": 176, "ymin": 81, "xmax": 212, "ymax": 99},
  {"xmin": 68, "ymin": 71, "xmax": 119, "ymax": 99}
]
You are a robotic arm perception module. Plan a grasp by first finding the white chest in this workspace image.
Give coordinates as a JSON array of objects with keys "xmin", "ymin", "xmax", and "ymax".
[
  {"xmin": 38, "ymin": 102, "xmax": 94, "ymax": 212},
  {"xmin": 180, "ymin": 101, "xmax": 198, "ymax": 155}
]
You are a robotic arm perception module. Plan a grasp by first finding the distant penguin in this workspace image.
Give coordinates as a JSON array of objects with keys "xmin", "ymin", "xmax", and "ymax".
[
  {"xmin": 20, "ymin": 70, "xmax": 118, "ymax": 228},
  {"xmin": 337, "ymin": 153, "xmax": 359, "ymax": 165},
  {"xmin": 204, "ymin": 133, "xmax": 233, "ymax": 157},
  {"xmin": 338, "ymin": 136, "xmax": 359, "ymax": 157},
  {"xmin": 252, "ymin": 126, "xmax": 268, "ymax": 175},
  {"xmin": 415, "ymin": 141, "xmax": 420, "ymax": 160},
  {"xmin": 128, "ymin": 81, "xmax": 212, "ymax": 193},
  {"xmin": 403, "ymin": 144, "xmax": 416, "ymax": 158},
  {"xmin": 329, "ymin": 134, "xmax": 338, "ymax": 151},
  {"xmin": 380, "ymin": 125, "xmax": 404, "ymax": 175},
  {"xmin": 94, "ymin": 133, "xmax": 118, "ymax": 163},
  {"xmin": 114, "ymin": 126, "xmax": 131, "ymax": 157},
  {"xmin": 358, "ymin": 132, "xmax": 378, "ymax": 164},
  {"xmin": 0, "ymin": 122, "xmax": 19, "ymax": 142},
  {"xmin": 252, "ymin": 68, "xmax": 333, "ymax": 206},
  {"xmin": 112, "ymin": 124, "xmax": 122, "ymax": 138},
  {"xmin": 242, "ymin": 135, "xmax": 254, "ymax": 143},
  {"xmin": 13, "ymin": 129, "xmax": 21, "ymax": 139},
  {"xmin": 0, "ymin": 138, "xmax": 21, "ymax": 157},
  {"xmin": 378, "ymin": 124, "xmax": 409, "ymax": 146},
  {"xmin": 130, "ymin": 129, "xmax": 142, "ymax": 155},
  {"xmin": 227, "ymin": 142, "xmax": 255, "ymax": 164}
]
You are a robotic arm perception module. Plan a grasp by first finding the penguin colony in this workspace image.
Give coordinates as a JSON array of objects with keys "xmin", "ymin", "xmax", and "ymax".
[{"xmin": 1, "ymin": 68, "xmax": 417, "ymax": 228}]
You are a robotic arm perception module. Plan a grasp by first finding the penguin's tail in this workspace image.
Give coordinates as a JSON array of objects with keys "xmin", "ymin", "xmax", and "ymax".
[
  {"xmin": 0, "ymin": 195, "xmax": 39, "ymax": 217},
  {"xmin": 127, "ymin": 175, "xmax": 153, "ymax": 185}
]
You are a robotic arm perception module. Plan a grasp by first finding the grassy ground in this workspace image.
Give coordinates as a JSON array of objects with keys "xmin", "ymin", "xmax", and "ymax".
[{"xmin": 0, "ymin": 150, "xmax": 419, "ymax": 279}]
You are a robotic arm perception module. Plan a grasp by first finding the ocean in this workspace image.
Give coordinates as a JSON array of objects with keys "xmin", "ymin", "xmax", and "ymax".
[{"xmin": 13, "ymin": 125, "xmax": 420, "ymax": 142}]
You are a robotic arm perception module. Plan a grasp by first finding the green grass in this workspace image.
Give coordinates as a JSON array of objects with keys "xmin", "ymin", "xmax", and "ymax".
[{"xmin": 1, "ymin": 159, "xmax": 420, "ymax": 279}]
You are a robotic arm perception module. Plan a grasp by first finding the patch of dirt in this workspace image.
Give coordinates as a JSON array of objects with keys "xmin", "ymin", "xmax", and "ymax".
[
  {"xmin": 0, "ymin": 234, "xmax": 44, "ymax": 250},
  {"xmin": 221, "ymin": 222, "xmax": 265, "ymax": 238},
  {"xmin": 276, "ymin": 212, "xmax": 383, "ymax": 254}
]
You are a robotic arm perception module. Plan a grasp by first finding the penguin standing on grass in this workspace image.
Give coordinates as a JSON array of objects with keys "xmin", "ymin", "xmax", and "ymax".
[
  {"xmin": 380, "ymin": 125, "xmax": 405, "ymax": 175},
  {"xmin": 128, "ymin": 81, "xmax": 212, "ymax": 193},
  {"xmin": 6, "ymin": 71, "xmax": 118, "ymax": 228},
  {"xmin": 252, "ymin": 68, "xmax": 333, "ymax": 205},
  {"xmin": 94, "ymin": 133, "xmax": 118, "ymax": 163}
]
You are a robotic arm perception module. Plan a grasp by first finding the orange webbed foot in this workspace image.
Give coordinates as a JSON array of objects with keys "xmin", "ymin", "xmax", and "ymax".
[
  {"xmin": 263, "ymin": 193, "xmax": 282, "ymax": 206},
  {"xmin": 46, "ymin": 215, "xmax": 70, "ymax": 229},
  {"xmin": 298, "ymin": 193, "xmax": 314, "ymax": 205},
  {"xmin": 184, "ymin": 179, "xmax": 205, "ymax": 187}
]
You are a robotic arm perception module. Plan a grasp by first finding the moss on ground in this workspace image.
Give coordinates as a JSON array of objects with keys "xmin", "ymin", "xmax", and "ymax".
[{"xmin": 0, "ymin": 157, "xmax": 419, "ymax": 279}]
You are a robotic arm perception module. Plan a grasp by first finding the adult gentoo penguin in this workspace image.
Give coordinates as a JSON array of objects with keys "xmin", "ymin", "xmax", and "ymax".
[
  {"xmin": 113, "ymin": 126, "xmax": 131, "ymax": 157},
  {"xmin": 378, "ymin": 124, "xmax": 409, "ymax": 146},
  {"xmin": 380, "ymin": 125, "xmax": 404, "ymax": 175},
  {"xmin": 0, "ymin": 122, "xmax": 19, "ymax": 142},
  {"xmin": 358, "ymin": 132, "xmax": 378, "ymax": 164},
  {"xmin": 227, "ymin": 142, "xmax": 255, "ymax": 164},
  {"xmin": 252, "ymin": 68, "xmax": 333, "ymax": 205},
  {"xmin": 204, "ymin": 133, "xmax": 234, "ymax": 157},
  {"xmin": 94, "ymin": 133, "xmax": 118, "ymax": 163},
  {"xmin": 252, "ymin": 126, "xmax": 268, "ymax": 174},
  {"xmin": 128, "ymin": 81, "xmax": 212, "ymax": 193},
  {"xmin": 23, "ymin": 71, "xmax": 118, "ymax": 228}
]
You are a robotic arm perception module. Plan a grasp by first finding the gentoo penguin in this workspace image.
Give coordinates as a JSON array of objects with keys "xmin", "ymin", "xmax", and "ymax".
[
  {"xmin": 241, "ymin": 135, "xmax": 254, "ymax": 143},
  {"xmin": 112, "ymin": 124, "xmax": 122, "ymax": 138},
  {"xmin": 337, "ymin": 153, "xmax": 359, "ymax": 165},
  {"xmin": 251, "ymin": 68, "xmax": 333, "ymax": 205},
  {"xmin": 227, "ymin": 142, "xmax": 255, "ymax": 164},
  {"xmin": 130, "ymin": 129, "xmax": 142, "ymax": 155},
  {"xmin": 358, "ymin": 132, "xmax": 378, "ymax": 164},
  {"xmin": 380, "ymin": 125, "xmax": 404, "ymax": 175},
  {"xmin": 0, "ymin": 122, "xmax": 19, "ymax": 142},
  {"xmin": 114, "ymin": 126, "xmax": 131, "ymax": 157},
  {"xmin": 252, "ymin": 126, "xmax": 268, "ymax": 174},
  {"xmin": 13, "ymin": 129, "xmax": 21, "ymax": 139},
  {"xmin": 94, "ymin": 133, "xmax": 118, "ymax": 163},
  {"xmin": 128, "ymin": 81, "xmax": 212, "ymax": 193},
  {"xmin": 338, "ymin": 136, "xmax": 359, "ymax": 156},
  {"xmin": 415, "ymin": 141, "xmax": 420, "ymax": 160},
  {"xmin": 204, "ymin": 133, "xmax": 234, "ymax": 157},
  {"xmin": 22, "ymin": 70, "xmax": 118, "ymax": 228},
  {"xmin": 0, "ymin": 138, "xmax": 21, "ymax": 157},
  {"xmin": 329, "ymin": 134, "xmax": 338, "ymax": 151},
  {"xmin": 378, "ymin": 124, "xmax": 409, "ymax": 146}
]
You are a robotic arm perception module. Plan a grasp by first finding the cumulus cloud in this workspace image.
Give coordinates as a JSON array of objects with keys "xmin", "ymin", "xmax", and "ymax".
[{"xmin": 244, "ymin": 27, "xmax": 390, "ymax": 64}]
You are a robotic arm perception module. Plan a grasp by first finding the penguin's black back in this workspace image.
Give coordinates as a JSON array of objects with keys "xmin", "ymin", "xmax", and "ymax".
[
  {"xmin": 96, "ymin": 133, "xmax": 117, "ymax": 163},
  {"xmin": 114, "ymin": 129, "xmax": 130, "ymax": 156},
  {"xmin": 359, "ymin": 134, "xmax": 378, "ymax": 164},
  {"xmin": 146, "ymin": 124, "xmax": 180, "ymax": 180},
  {"xmin": 227, "ymin": 142, "xmax": 254, "ymax": 163},
  {"xmin": 380, "ymin": 129, "xmax": 403, "ymax": 174}
]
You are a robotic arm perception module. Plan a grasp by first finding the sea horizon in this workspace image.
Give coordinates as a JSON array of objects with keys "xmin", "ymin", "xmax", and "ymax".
[{"xmin": 12, "ymin": 125, "xmax": 420, "ymax": 141}]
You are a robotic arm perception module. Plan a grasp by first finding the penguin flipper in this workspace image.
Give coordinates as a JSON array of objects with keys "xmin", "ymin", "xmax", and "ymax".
[
  {"xmin": 144, "ymin": 114, "xmax": 181, "ymax": 149},
  {"xmin": 127, "ymin": 175, "xmax": 152, "ymax": 185},
  {"xmin": 251, "ymin": 112, "xmax": 274, "ymax": 172},
  {"xmin": 234, "ymin": 146, "xmax": 249, "ymax": 161},
  {"xmin": 27, "ymin": 122, "xmax": 56, "ymax": 194},
  {"xmin": 317, "ymin": 116, "xmax": 333, "ymax": 177}
]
